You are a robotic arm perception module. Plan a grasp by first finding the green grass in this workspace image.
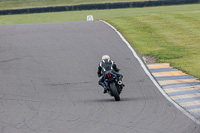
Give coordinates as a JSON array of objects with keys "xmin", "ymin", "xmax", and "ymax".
[
  {"xmin": 0, "ymin": 0, "xmax": 153, "ymax": 10},
  {"xmin": 0, "ymin": 4, "xmax": 200, "ymax": 79},
  {"xmin": 106, "ymin": 11, "xmax": 200, "ymax": 79}
]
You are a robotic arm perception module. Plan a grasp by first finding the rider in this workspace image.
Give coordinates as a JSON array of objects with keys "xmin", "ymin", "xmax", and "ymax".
[{"xmin": 97, "ymin": 55, "xmax": 124, "ymax": 93}]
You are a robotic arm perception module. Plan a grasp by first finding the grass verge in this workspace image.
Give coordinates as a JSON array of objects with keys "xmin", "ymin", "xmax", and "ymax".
[
  {"xmin": 0, "ymin": 4, "xmax": 200, "ymax": 79},
  {"xmin": 106, "ymin": 11, "xmax": 200, "ymax": 79}
]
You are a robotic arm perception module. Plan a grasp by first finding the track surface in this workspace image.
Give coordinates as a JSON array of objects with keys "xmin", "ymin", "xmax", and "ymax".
[{"xmin": 0, "ymin": 21, "xmax": 199, "ymax": 133}]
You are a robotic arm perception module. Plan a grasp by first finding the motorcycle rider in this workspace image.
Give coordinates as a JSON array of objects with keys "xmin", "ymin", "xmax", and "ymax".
[{"xmin": 97, "ymin": 55, "xmax": 124, "ymax": 93}]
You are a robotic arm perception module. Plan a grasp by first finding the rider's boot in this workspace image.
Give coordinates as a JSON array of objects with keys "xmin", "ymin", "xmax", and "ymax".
[
  {"xmin": 121, "ymin": 82, "xmax": 125, "ymax": 87},
  {"xmin": 99, "ymin": 82, "xmax": 108, "ymax": 93},
  {"xmin": 103, "ymin": 86, "xmax": 108, "ymax": 93}
]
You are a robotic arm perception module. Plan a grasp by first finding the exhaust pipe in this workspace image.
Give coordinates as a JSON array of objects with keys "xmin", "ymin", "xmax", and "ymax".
[{"xmin": 118, "ymin": 81, "xmax": 122, "ymax": 85}]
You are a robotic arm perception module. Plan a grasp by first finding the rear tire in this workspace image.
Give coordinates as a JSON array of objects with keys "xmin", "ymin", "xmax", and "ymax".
[{"xmin": 110, "ymin": 82, "xmax": 120, "ymax": 101}]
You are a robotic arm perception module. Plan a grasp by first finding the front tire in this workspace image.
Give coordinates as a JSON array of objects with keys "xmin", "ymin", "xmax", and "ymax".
[{"xmin": 110, "ymin": 82, "xmax": 120, "ymax": 101}]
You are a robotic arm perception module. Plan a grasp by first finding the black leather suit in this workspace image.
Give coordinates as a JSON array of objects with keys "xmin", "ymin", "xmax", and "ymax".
[{"xmin": 97, "ymin": 59, "xmax": 123, "ymax": 88}]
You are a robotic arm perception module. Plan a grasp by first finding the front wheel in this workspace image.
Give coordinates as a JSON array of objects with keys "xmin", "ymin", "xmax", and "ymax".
[{"xmin": 110, "ymin": 82, "xmax": 120, "ymax": 101}]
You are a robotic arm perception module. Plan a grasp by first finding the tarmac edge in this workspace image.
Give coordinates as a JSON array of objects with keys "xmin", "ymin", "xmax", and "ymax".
[{"xmin": 100, "ymin": 20, "xmax": 200, "ymax": 125}]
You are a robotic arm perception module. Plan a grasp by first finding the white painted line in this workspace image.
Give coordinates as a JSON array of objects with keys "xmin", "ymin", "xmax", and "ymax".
[{"xmin": 100, "ymin": 20, "xmax": 200, "ymax": 125}]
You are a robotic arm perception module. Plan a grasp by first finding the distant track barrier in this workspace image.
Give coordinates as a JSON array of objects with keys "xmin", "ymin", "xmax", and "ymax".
[{"xmin": 0, "ymin": 0, "xmax": 198, "ymax": 15}]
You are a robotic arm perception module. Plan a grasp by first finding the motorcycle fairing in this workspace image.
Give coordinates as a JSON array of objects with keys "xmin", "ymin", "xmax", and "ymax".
[{"xmin": 104, "ymin": 72, "xmax": 118, "ymax": 87}]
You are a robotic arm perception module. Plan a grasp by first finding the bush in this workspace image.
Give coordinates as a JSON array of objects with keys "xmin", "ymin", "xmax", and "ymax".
[{"xmin": 0, "ymin": 0, "xmax": 198, "ymax": 15}]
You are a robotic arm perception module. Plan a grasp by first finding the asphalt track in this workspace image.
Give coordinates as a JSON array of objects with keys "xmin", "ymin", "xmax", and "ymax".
[{"xmin": 0, "ymin": 21, "xmax": 200, "ymax": 133}]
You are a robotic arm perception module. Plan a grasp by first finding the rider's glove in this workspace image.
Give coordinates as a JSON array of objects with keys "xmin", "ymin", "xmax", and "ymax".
[{"xmin": 98, "ymin": 73, "xmax": 102, "ymax": 77}]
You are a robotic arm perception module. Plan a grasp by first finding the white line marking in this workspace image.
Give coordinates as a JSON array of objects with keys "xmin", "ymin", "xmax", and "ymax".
[{"xmin": 100, "ymin": 20, "xmax": 200, "ymax": 125}]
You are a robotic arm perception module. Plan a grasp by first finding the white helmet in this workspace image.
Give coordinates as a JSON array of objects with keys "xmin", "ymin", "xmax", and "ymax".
[{"xmin": 102, "ymin": 55, "xmax": 110, "ymax": 61}]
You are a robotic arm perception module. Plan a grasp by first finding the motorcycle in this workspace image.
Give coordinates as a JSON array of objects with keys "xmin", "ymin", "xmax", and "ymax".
[{"xmin": 104, "ymin": 71, "xmax": 124, "ymax": 101}]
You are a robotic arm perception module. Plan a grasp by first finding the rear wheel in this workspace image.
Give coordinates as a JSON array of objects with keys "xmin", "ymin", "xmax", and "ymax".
[{"xmin": 110, "ymin": 82, "xmax": 120, "ymax": 101}]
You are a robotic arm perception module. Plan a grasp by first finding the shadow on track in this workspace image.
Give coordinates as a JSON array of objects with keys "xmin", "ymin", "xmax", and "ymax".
[{"xmin": 81, "ymin": 96, "xmax": 152, "ymax": 103}]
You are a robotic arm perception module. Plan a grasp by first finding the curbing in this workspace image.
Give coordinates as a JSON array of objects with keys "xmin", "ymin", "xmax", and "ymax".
[
  {"xmin": 147, "ymin": 63, "xmax": 200, "ymax": 120},
  {"xmin": 100, "ymin": 20, "xmax": 200, "ymax": 125}
]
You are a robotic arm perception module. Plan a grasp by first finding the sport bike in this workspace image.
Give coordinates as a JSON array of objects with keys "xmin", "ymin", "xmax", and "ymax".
[{"xmin": 104, "ymin": 71, "xmax": 124, "ymax": 101}]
